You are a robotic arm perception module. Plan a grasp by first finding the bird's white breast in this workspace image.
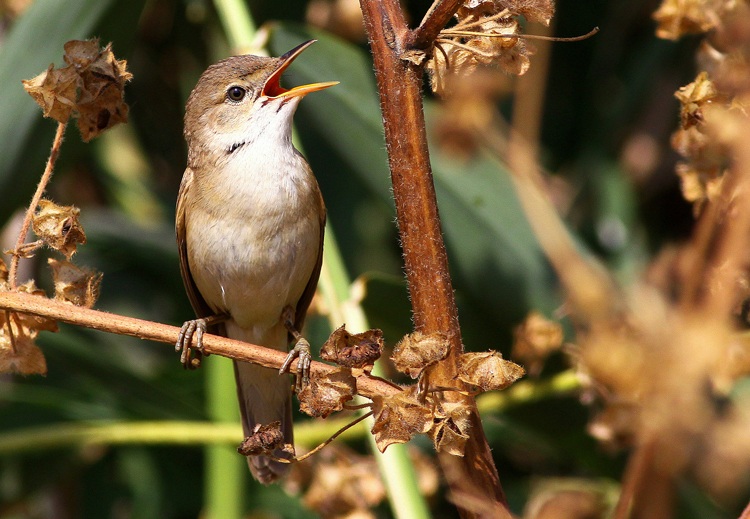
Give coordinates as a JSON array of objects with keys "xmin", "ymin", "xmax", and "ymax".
[{"xmin": 185, "ymin": 131, "xmax": 321, "ymax": 338}]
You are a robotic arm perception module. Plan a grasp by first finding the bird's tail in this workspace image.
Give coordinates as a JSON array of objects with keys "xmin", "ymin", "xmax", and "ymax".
[{"xmin": 229, "ymin": 322, "xmax": 293, "ymax": 484}]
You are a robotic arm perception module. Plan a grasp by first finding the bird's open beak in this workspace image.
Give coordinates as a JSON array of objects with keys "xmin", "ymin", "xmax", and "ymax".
[{"xmin": 262, "ymin": 40, "xmax": 338, "ymax": 99}]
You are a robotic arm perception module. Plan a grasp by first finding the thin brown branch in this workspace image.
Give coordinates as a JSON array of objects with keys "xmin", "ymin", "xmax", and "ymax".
[
  {"xmin": 286, "ymin": 411, "xmax": 374, "ymax": 462},
  {"xmin": 3, "ymin": 310, "xmax": 16, "ymax": 354},
  {"xmin": 444, "ymin": 27, "xmax": 599, "ymax": 42},
  {"xmin": 8, "ymin": 121, "xmax": 67, "ymax": 289},
  {"xmin": 0, "ymin": 291, "xmax": 400, "ymax": 400},
  {"xmin": 359, "ymin": 0, "xmax": 508, "ymax": 515},
  {"xmin": 409, "ymin": 0, "xmax": 462, "ymax": 50}
]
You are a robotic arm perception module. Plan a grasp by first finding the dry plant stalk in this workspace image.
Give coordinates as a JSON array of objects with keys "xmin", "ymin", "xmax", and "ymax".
[
  {"xmin": 2, "ymin": 39, "xmax": 130, "ymax": 376},
  {"xmin": 358, "ymin": 0, "xmax": 563, "ymax": 515},
  {"xmin": 426, "ymin": 0, "xmax": 555, "ymax": 96},
  {"xmin": 431, "ymin": 0, "xmax": 750, "ymax": 516},
  {"xmin": 0, "ymin": 290, "xmax": 402, "ymax": 399}
]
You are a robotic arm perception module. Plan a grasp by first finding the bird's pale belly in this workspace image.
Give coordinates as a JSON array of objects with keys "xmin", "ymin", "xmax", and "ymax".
[{"xmin": 186, "ymin": 206, "xmax": 320, "ymax": 330}]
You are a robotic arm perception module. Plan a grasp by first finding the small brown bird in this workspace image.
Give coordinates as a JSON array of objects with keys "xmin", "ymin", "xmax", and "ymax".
[{"xmin": 175, "ymin": 41, "xmax": 336, "ymax": 483}]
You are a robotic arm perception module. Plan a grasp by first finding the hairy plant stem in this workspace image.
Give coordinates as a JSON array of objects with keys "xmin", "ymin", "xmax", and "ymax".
[
  {"xmin": 358, "ymin": 0, "xmax": 508, "ymax": 515},
  {"xmin": 8, "ymin": 121, "xmax": 67, "ymax": 289}
]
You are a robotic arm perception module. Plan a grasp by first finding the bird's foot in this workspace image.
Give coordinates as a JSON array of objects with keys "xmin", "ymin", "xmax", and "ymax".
[
  {"xmin": 175, "ymin": 313, "xmax": 229, "ymax": 369},
  {"xmin": 280, "ymin": 337, "xmax": 312, "ymax": 392},
  {"xmin": 176, "ymin": 318, "xmax": 208, "ymax": 369}
]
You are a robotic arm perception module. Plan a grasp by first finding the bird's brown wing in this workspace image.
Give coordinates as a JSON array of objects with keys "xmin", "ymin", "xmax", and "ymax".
[
  {"xmin": 176, "ymin": 167, "xmax": 214, "ymax": 320},
  {"xmin": 293, "ymin": 189, "xmax": 326, "ymax": 334}
]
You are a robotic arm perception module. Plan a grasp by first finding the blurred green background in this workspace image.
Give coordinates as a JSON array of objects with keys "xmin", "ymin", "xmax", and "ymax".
[{"xmin": 0, "ymin": 0, "xmax": 744, "ymax": 517}]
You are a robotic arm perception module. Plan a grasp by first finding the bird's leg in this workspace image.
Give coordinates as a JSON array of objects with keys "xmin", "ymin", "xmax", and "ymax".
[
  {"xmin": 176, "ymin": 313, "xmax": 229, "ymax": 370},
  {"xmin": 279, "ymin": 306, "xmax": 312, "ymax": 391}
]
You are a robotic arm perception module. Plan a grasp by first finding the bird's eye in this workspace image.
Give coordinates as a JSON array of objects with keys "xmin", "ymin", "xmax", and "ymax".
[{"xmin": 226, "ymin": 86, "xmax": 246, "ymax": 102}]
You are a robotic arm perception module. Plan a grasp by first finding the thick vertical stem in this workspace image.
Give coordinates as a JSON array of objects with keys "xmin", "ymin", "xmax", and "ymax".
[
  {"xmin": 359, "ymin": 0, "xmax": 508, "ymax": 515},
  {"xmin": 360, "ymin": 0, "xmax": 459, "ymax": 378}
]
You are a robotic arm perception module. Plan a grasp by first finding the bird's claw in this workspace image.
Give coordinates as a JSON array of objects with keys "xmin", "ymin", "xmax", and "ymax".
[
  {"xmin": 280, "ymin": 338, "xmax": 312, "ymax": 391},
  {"xmin": 176, "ymin": 318, "xmax": 208, "ymax": 369}
]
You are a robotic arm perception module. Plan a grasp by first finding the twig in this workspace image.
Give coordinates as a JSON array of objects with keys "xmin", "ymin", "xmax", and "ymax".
[
  {"xmin": 0, "ymin": 291, "xmax": 400, "ymax": 400},
  {"xmin": 3, "ymin": 310, "xmax": 16, "ymax": 354},
  {"xmin": 274, "ymin": 411, "xmax": 374, "ymax": 463},
  {"xmin": 442, "ymin": 27, "xmax": 599, "ymax": 42},
  {"xmin": 342, "ymin": 402, "xmax": 373, "ymax": 410},
  {"xmin": 8, "ymin": 121, "xmax": 67, "ymax": 289},
  {"xmin": 409, "ymin": 0, "xmax": 463, "ymax": 50}
]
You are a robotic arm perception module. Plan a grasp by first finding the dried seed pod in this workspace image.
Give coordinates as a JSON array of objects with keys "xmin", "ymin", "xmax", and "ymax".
[
  {"xmin": 32, "ymin": 200, "xmax": 87, "ymax": 259},
  {"xmin": 370, "ymin": 387, "xmax": 432, "ymax": 452},
  {"xmin": 429, "ymin": 400, "xmax": 473, "ymax": 456},
  {"xmin": 391, "ymin": 331, "xmax": 450, "ymax": 379},
  {"xmin": 298, "ymin": 367, "xmax": 357, "ymax": 418},
  {"xmin": 457, "ymin": 351, "xmax": 525, "ymax": 391},
  {"xmin": 512, "ymin": 311, "xmax": 564, "ymax": 375},
  {"xmin": 48, "ymin": 258, "xmax": 102, "ymax": 308},
  {"xmin": 22, "ymin": 64, "xmax": 79, "ymax": 123},
  {"xmin": 0, "ymin": 314, "xmax": 47, "ymax": 375},
  {"xmin": 320, "ymin": 325, "xmax": 383, "ymax": 369},
  {"xmin": 237, "ymin": 421, "xmax": 285, "ymax": 456},
  {"xmin": 22, "ymin": 39, "xmax": 131, "ymax": 140},
  {"xmin": 653, "ymin": 0, "xmax": 723, "ymax": 40}
]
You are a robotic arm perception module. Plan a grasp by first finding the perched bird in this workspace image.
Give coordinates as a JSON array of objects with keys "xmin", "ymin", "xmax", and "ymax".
[{"xmin": 175, "ymin": 40, "xmax": 336, "ymax": 483}]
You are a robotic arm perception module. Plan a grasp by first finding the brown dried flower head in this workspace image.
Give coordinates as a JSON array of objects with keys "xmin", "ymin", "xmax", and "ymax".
[
  {"xmin": 675, "ymin": 71, "xmax": 719, "ymax": 129},
  {"xmin": 675, "ymin": 162, "xmax": 724, "ymax": 214},
  {"xmin": 512, "ymin": 311, "xmax": 564, "ymax": 375},
  {"xmin": 653, "ymin": 0, "xmax": 724, "ymax": 40},
  {"xmin": 22, "ymin": 39, "xmax": 131, "ymax": 141},
  {"xmin": 298, "ymin": 367, "xmax": 357, "ymax": 418},
  {"xmin": 427, "ymin": 0, "xmax": 553, "ymax": 96},
  {"xmin": 295, "ymin": 446, "xmax": 387, "ymax": 517},
  {"xmin": 32, "ymin": 200, "xmax": 87, "ymax": 258},
  {"xmin": 320, "ymin": 325, "xmax": 383, "ymax": 369},
  {"xmin": 11, "ymin": 280, "xmax": 59, "ymax": 333},
  {"xmin": 391, "ymin": 331, "xmax": 450, "ymax": 379},
  {"xmin": 456, "ymin": 350, "xmax": 525, "ymax": 391},
  {"xmin": 48, "ymin": 258, "xmax": 103, "ymax": 309},
  {"xmin": 237, "ymin": 421, "xmax": 286, "ymax": 456},
  {"xmin": 669, "ymin": 70, "xmax": 743, "ymax": 214},
  {"xmin": 429, "ymin": 400, "xmax": 473, "ymax": 456},
  {"xmin": 0, "ymin": 312, "xmax": 47, "ymax": 375},
  {"xmin": 370, "ymin": 387, "xmax": 433, "ymax": 452},
  {"xmin": 524, "ymin": 481, "xmax": 610, "ymax": 519}
]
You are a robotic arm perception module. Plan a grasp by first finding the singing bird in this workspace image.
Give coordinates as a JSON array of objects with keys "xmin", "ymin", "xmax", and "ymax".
[{"xmin": 175, "ymin": 40, "xmax": 336, "ymax": 483}]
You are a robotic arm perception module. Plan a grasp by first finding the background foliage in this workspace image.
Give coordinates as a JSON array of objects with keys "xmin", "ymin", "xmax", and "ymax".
[{"xmin": 0, "ymin": 0, "xmax": 746, "ymax": 517}]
